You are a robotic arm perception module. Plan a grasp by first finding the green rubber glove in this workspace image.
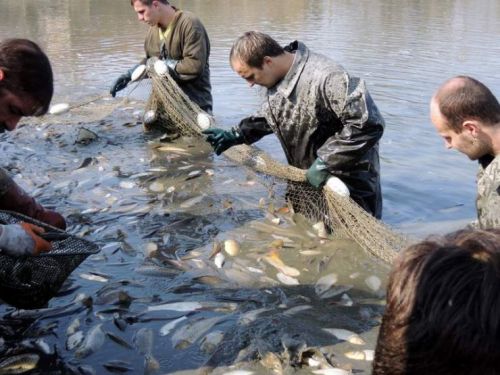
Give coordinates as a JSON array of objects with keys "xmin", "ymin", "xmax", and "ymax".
[
  {"xmin": 306, "ymin": 158, "xmax": 331, "ymax": 188},
  {"xmin": 202, "ymin": 128, "xmax": 244, "ymax": 155}
]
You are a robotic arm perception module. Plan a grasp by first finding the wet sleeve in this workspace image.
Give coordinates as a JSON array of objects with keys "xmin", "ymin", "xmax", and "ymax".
[
  {"xmin": 237, "ymin": 116, "xmax": 273, "ymax": 145},
  {"xmin": 317, "ymin": 73, "xmax": 385, "ymax": 171},
  {"xmin": 0, "ymin": 168, "xmax": 13, "ymax": 197},
  {"xmin": 174, "ymin": 20, "xmax": 208, "ymax": 81}
]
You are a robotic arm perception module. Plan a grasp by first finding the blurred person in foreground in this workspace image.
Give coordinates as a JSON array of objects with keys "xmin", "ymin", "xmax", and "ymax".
[
  {"xmin": 0, "ymin": 38, "xmax": 66, "ymax": 256},
  {"xmin": 373, "ymin": 228, "xmax": 500, "ymax": 375},
  {"xmin": 110, "ymin": 0, "xmax": 212, "ymax": 113},
  {"xmin": 430, "ymin": 76, "xmax": 500, "ymax": 229},
  {"xmin": 202, "ymin": 31, "xmax": 384, "ymax": 218}
]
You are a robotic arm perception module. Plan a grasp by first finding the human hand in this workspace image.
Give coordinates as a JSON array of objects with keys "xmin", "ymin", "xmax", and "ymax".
[
  {"xmin": 306, "ymin": 158, "xmax": 330, "ymax": 188},
  {"xmin": 0, "ymin": 222, "xmax": 51, "ymax": 256},
  {"xmin": 201, "ymin": 128, "xmax": 244, "ymax": 155}
]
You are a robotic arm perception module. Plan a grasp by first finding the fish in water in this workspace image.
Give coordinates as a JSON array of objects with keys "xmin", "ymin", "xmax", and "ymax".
[
  {"xmin": 322, "ymin": 328, "xmax": 365, "ymax": 345},
  {"xmin": 133, "ymin": 327, "xmax": 154, "ymax": 355},
  {"xmin": 276, "ymin": 272, "xmax": 299, "ymax": 286},
  {"xmin": 315, "ymin": 273, "xmax": 338, "ymax": 297},
  {"xmin": 312, "ymin": 369, "xmax": 350, "ymax": 375},
  {"xmin": 159, "ymin": 316, "xmax": 187, "ymax": 337},
  {"xmin": 103, "ymin": 360, "xmax": 133, "ymax": 373},
  {"xmin": 262, "ymin": 250, "xmax": 300, "ymax": 277},
  {"xmin": 80, "ymin": 273, "xmax": 109, "ymax": 283},
  {"xmin": 344, "ymin": 349, "xmax": 374, "ymax": 361},
  {"xmin": 48, "ymin": 103, "xmax": 70, "ymax": 115},
  {"xmin": 75, "ymin": 324, "xmax": 105, "ymax": 358},
  {"xmin": 66, "ymin": 331, "xmax": 84, "ymax": 351},
  {"xmin": 0, "ymin": 354, "xmax": 40, "ymax": 374},
  {"xmin": 224, "ymin": 239, "xmax": 240, "ymax": 256}
]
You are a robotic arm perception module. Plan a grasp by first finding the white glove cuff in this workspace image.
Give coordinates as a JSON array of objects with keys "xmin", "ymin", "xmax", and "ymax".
[{"xmin": 325, "ymin": 177, "xmax": 350, "ymax": 197}]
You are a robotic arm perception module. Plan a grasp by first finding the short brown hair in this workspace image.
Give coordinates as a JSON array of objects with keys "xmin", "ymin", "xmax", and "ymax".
[
  {"xmin": 130, "ymin": 0, "xmax": 169, "ymax": 6},
  {"xmin": 229, "ymin": 31, "xmax": 284, "ymax": 69},
  {"xmin": 373, "ymin": 228, "xmax": 500, "ymax": 375},
  {"xmin": 434, "ymin": 76, "xmax": 500, "ymax": 133},
  {"xmin": 0, "ymin": 38, "xmax": 53, "ymax": 115}
]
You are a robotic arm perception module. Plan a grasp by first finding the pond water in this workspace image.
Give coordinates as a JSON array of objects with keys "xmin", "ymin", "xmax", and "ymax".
[{"xmin": 0, "ymin": 0, "xmax": 499, "ymax": 374}]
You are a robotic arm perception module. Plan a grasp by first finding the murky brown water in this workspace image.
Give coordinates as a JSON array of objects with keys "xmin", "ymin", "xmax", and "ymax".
[{"xmin": 0, "ymin": 0, "xmax": 499, "ymax": 374}]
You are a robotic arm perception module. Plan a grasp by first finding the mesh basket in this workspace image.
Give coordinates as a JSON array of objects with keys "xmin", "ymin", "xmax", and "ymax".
[{"xmin": 0, "ymin": 210, "xmax": 100, "ymax": 309}]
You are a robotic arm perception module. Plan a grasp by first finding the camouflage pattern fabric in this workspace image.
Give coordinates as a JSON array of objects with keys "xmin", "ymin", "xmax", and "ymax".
[{"xmin": 477, "ymin": 154, "xmax": 500, "ymax": 229}]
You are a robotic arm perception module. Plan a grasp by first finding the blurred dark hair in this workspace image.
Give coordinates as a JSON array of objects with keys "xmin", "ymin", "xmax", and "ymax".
[
  {"xmin": 130, "ymin": 0, "xmax": 169, "ymax": 6},
  {"xmin": 229, "ymin": 31, "xmax": 284, "ymax": 68},
  {"xmin": 0, "ymin": 38, "xmax": 53, "ymax": 115},
  {"xmin": 373, "ymin": 228, "xmax": 500, "ymax": 375},
  {"xmin": 435, "ymin": 76, "xmax": 500, "ymax": 133}
]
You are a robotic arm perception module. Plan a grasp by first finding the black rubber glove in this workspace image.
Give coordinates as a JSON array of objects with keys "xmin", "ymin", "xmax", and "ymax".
[
  {"xmin": 164, "ymin": 59, "xmax": 180, "ymax": 80},
  {"xmin": 110, "ymin": 65, "xmax": 139, "ymax": 97},
  {"xmin": 202, "ymin": 128, "xmax": 244, "ymax": 155},
  {"xmin": 306, "ymin": 158, "xmax": 331, "ymax": 188}
]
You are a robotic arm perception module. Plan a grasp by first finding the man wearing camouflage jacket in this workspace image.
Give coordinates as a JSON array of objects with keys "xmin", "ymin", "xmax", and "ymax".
[
  {"xmin": 431, "ymin": 76, "xmax": 500, "ymax": 229},
  {"xmin": 203, "ymin": 31, "xmax": 384, "ymax": 218}
]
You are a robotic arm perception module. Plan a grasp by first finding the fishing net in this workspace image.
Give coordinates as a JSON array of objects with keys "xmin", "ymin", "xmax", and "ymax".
[
  {"xmin": 0, "ymin": 210, "xmax": 100, "ymax": 309},
  {"xmin": 142, "ymin": 60, "xmax": 410, "ymax": 263},
  {"xmin": 17, "ymin": 57, "xmax": 410, "ymax": 264}
]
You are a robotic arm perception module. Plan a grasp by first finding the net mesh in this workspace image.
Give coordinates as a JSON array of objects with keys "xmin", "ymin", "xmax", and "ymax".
[
  {"xmin": 0, "ymin": 210, "xmax": 100, "ymax": 308},
  {"xmin": 21, "ymin": 94, "xmax": 128, "ymax": 126},
  {"xmin": 19, "ymin": 60, "xmax": 410, "ymax": 265},
  {"xmin": 145, "ymin": 63, "xmax": 410, "ymax": 263}
]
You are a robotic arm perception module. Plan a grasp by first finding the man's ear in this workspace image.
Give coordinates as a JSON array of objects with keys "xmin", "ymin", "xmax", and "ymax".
[
  {"xmin": 463, "ymin": 120, "xmax": 481, "ymax": 137},
  {"xmin": 262, "ymin": 56, "xmax": 273, "ymax": 67}
]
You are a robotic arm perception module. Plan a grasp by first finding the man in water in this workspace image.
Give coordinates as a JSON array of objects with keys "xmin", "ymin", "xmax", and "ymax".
[
  {"xmin": 110, "ymin": 0, "xmax": 212, "ymax": 113},
  {"xmin": 430, "ymin": 76, "xmax": 500, "ymax": 229},
  {"xmin": 0, "ymin": 38, "xmax": 66, "ymax": 256},
  {"xmin": 203, "ymin": 31, "xmax": 384, "ymax": 218}
]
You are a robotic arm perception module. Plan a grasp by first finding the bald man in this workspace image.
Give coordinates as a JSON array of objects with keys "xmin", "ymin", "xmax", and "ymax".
[{"xmin": 430, "ymin": 76, "xmax": 500, "ymax": 229}]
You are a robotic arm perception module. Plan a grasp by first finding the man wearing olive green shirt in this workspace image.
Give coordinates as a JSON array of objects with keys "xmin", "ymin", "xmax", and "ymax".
[{"xmin": 111, "ymin": 0, "xmax": 212, "ymax": 113}]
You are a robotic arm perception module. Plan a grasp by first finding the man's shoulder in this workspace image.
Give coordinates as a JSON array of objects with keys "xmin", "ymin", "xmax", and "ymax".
[
  {"xmin": 306, "ymin": 50, "xmax": 347, "ymax": 77},
  {"xmin": 480, "ymin": 154, "xmax": 500, "ymax": 179},
  {"xmin": 177, "ymin": 10, "xmax": 206, "ymax": 28}
]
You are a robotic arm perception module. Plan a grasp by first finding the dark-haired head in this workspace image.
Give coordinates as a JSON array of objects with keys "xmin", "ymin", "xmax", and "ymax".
[
  {"xmin": 130, "ymin": 0, "xmax": 169, "ymax": 6},
  {"xmin": 0, "ymin": 38, "xmax": 53, "ymax": 125},
  {"xmin": 373, "ymin": 228, "xmax": 500, "ymax": 375},
  {"xmin": 229, "ymin": 31, "xmax": 284, "ymax": 69},
  {"xmin": 433, "ymin": 76, "xmax": 500, "ymax": 133}
]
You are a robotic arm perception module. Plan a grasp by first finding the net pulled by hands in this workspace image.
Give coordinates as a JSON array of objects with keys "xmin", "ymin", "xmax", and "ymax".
[{"xmin": 145, "ymin": 64, "xmax": 409, "ymax": 264}]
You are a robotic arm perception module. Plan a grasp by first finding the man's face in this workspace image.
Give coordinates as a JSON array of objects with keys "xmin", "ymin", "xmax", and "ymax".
[
  {"xmin": 430, "ymin": 98, "xmax": 485, "ymax": 160},
  {"xmin": 133, "ymin": 1, "xmax": 160, "ymax": 26},
  {"xmin": 0, "ymin": 88, "xmax": 40, "ymax": 133},
  {"xmin": 231, "ymin": 57, "xmax": 280, "ymax": 89}
]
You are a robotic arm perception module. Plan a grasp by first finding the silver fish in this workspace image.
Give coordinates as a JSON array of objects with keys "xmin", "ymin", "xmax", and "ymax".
[
  {"xmin": 75, "ymin": 324, "xmax": 105, "ymax": 358},
  {"xmin": 133, "ymin": 328, "xmax": 154, "ymax": 355},
  {"xmin": 66, "ymin": 331, "xmax": 84, "ymax": 351},
  {"xmin": 0, "ymin": 354, "xmax": 39, "ymax": 374},
  {"xmin": 172, "ymin": 315, "xmax": 226, "ymax": 349},
  {"xmin": 159, "ymin": 316, "xmax": 187, "ymax": 336}
]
